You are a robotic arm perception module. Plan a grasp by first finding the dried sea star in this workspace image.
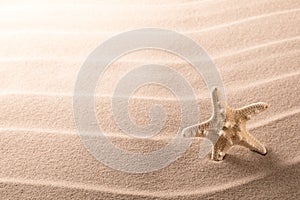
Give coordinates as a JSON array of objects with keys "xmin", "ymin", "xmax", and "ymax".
[{"xmin": 182, "ymin": 88, "xmax": 269, "ymax": 161}]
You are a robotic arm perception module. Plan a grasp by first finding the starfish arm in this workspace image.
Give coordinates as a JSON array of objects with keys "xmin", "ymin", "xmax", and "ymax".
[
  {"xmin": 211, "ymin": 87, "xmax": 226, "ymax": 121},
  {"xmin": 211, "ymin": 136, "xmax": 232, "ymax": 161},
  {"xmin": 236, "ymin": 102, "xmax": 269, "ymax": 120},
  {"xmin": 239, "ymin": 131, "xmax": 267, "ymax": 155},
  {"xmin": 182, "ymin": 119, "xmax": 211, "ymax": 138},
  {"xmin": 221, "ymin": 130, "xmax": 234, "ymax": 145}
]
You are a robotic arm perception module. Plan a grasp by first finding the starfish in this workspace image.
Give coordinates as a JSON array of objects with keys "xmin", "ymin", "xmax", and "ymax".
[{"xmin": 182, "ymin": 88, "xmax": 269, "ymax": 161}]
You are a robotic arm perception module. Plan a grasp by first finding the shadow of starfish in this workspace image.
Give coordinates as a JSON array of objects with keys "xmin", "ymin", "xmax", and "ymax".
[{"xmin": 224, "ymin": 148, "xmax": 282, "ymax": 171}]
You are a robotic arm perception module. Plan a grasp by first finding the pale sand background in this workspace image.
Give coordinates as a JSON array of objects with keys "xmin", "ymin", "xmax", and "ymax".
[{"xmin": 0, "ymin": 0, "xmax": 299, "ymax": 199}]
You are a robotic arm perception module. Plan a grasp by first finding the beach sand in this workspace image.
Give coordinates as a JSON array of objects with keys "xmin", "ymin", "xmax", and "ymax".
[{"xmin": 0, "ymin": 0, "xmax": 299, "ymax": 199}]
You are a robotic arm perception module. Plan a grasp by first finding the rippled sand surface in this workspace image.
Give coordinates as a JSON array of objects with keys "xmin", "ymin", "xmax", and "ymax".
[{"xmin": 0, "ymin": 0, "xmax": 299, "ymax": 199}]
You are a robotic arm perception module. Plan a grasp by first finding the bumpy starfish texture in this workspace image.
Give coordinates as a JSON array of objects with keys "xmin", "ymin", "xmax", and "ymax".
[{"xmin": 182, "ymin": 88, "xmax": 269, "ymax": 161}]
